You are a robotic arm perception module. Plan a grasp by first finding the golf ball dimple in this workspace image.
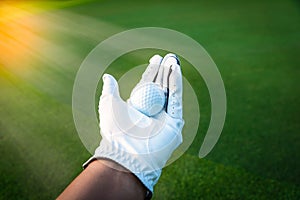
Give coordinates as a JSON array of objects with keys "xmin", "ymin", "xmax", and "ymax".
[{"xmin": 130, "ymin": 82, "xmax": 165, "ymax": 117}]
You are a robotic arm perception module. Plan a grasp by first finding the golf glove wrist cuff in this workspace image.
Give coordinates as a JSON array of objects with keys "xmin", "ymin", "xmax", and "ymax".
[{"xmin": 83, "ymin": 137, "xmax": 162, "ymax": 193}]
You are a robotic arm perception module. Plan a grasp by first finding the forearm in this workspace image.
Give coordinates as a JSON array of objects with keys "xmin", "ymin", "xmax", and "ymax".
[{"xmin": 57, "ymin": 159, "xmax": 147, "ymax": 200}]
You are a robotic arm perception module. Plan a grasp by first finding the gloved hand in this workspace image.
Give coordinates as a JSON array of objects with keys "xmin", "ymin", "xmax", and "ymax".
[{"xmin": 83, "ymin": 53, "xmax": 184, "ymax": 195}]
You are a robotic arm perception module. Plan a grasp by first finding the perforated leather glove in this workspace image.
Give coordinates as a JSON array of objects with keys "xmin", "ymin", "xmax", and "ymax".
[{"xmin": 83, "ymin": 53, "xmax": 184, "ymax": 194}]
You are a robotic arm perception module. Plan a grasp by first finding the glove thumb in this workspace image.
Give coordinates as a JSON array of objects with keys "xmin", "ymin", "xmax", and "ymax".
[{"xmin": 101, "ymin": 73, "xmax": 120, "ymax": 98}]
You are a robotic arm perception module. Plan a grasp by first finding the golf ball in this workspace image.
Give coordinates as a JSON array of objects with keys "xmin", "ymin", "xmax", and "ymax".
[{"xmin": 130, "ymin": 82, "xmax": 165, "ymax": 116}]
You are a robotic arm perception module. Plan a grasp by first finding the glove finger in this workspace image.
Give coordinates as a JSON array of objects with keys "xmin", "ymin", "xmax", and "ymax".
[
  {"xmin": 140, "ymin": 54, "xmax": 163, "ymax": 84},
  {"xmin": 153, "ymin": 56, "xmax": 167, "ymax": 87},
  {"xmin": 162, "ymin": 54, "xmax": 179, "ymax": 89},
  {"xmin": 167, "ymin": 63, "xmax": 183, "ymax": 119},
  {"xmin": 101, "ymin": 73, "xmax": 120, "ymax": 98}
]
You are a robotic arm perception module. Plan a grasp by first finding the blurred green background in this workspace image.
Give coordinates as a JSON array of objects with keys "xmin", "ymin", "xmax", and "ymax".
[{"xmin": 0, "ymin": 0, "xmax": 299, "ymax": 199}]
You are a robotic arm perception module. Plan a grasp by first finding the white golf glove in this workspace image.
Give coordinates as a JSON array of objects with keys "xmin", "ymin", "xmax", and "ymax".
[{"xmin": 83, "ymin": 53, "xmax": 184, "ymax": 195}]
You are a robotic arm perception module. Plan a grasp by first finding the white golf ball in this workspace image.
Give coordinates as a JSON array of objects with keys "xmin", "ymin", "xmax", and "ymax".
[{"xmin": 130, "ymin": 82, "xmax": 165, "ymax": 116}]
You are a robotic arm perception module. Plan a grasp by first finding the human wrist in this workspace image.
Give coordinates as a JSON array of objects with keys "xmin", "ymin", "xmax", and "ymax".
[{"xmin": 87, "ymin": 159, "xmax": 148, "ymax": 200}]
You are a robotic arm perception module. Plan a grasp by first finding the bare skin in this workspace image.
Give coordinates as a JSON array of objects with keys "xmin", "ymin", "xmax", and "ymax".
[{"xmin": 57, "ymin": 159, "xmax": 147, "ymax": 200}]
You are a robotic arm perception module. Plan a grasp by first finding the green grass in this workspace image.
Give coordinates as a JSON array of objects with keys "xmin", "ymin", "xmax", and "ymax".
[{"xmin": 1, "ymin": 0, "xmax": 300, "ymax": 199}]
